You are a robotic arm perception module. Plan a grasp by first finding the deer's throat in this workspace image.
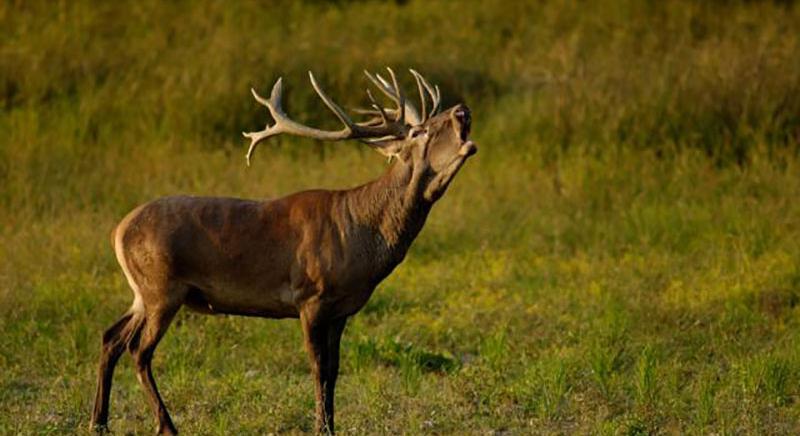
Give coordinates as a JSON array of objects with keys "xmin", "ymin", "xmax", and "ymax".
[{"xmin": 343, "ymin": 162, "xmax": 431, "ymax": 252}]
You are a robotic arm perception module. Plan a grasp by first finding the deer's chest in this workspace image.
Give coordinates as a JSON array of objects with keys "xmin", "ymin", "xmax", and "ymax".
[{"xmin": 296, "ymin": 229, "xmax": 406, "ymax": 317}]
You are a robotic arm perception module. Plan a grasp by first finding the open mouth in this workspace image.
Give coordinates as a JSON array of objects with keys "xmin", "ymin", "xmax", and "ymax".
[{"xmin": 460, "ymin": 140, "xmax": 477, "ymax": 157}]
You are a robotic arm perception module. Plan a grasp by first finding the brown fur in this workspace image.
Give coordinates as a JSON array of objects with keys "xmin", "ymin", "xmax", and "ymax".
[{"xmin": 90, "ymin": 104, "xmax": 476, "ymax": 434}]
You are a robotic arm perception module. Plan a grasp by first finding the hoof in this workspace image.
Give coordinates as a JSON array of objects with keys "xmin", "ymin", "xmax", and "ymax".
[
  {"xmin": 89, "ymin": 422, "xmax": 110, "ymax": 433},
  {"xmin": 158, "ymin": 423, "xmax": 178, "ymax": 435}
]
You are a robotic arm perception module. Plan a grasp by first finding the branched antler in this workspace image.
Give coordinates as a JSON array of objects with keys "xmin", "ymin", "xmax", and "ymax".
[{"xmin": 244, "ymin": 69, "xmax": 441, "ymax": 165}]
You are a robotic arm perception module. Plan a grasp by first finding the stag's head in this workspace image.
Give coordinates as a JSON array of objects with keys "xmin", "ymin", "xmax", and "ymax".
[{"xmin": 243, "ymin": 68, "xmax": 477, "ymax": 202}]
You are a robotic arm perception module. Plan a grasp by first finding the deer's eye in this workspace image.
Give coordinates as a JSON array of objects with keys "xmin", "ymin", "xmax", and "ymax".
[{"xmin": 411, "ymin": 127, "xmax": 427, "ymax": 138}]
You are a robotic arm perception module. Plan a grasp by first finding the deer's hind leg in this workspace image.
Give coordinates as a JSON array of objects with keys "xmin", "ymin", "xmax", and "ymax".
[
  {"xmin": 129, "ymin": 286, "xmax": 185, "ymax": 436},
  {"xmin": 90, "ymin": 310, "xmax": 139, "ymax": 430}
]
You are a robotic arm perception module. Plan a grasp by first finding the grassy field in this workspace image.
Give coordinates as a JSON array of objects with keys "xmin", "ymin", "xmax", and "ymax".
[{"xmin": 3, "ymin": 0, "xmax": 800, "ymax": 434}]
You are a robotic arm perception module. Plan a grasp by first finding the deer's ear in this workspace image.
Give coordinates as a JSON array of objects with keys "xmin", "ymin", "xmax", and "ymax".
[{"xmin": 365, "ymin": 126, "xmax": 428, "ymax": 161}]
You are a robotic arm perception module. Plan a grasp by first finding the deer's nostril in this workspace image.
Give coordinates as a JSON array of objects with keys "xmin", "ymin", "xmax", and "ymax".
[
  {"xmin": 454, "ymin": 109, "xmax": 471, "ymax": 140},
  {"xmin": 453, "ymin": 105, "xmax": 471, "ymax": 126}
]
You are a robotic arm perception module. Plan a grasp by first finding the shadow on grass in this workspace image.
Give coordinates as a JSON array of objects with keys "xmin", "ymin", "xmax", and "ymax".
[{"xmin": 347, "ymin": 336, "xmax": 460, "ymax": 375}]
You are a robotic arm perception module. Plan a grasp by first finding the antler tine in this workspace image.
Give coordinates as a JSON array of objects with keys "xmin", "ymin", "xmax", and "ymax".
[
  {"xmin": 352, "ymin": 96, "xmax": 381, "ymax": 119},
  {"xmin": 433, "ymin": 84, "xmax": 441, "ymax": 114},
  {"xmin": 308, "ymin": 71, "xmax": 354, "ymax": 130},
  {"xmin": 353, "ymin": 89, "xmax": 392, "ymax": 128},
  {"xmin": 409, "ymin": 69, "xmax": 441, "ymax": 120},
  {"xmin": 385, "ymin": 67, "xmax": 405, "ymax": 124},
  {"xmin": 409, "ymin": 69, "xmax": 427, "ymax": 122},
  {"xmin": 364, "ymin": 70, "xmax": 400, "ymax": 106},
  {"xmin": 365, "ymin": 88, "xmax": 380, "ymax": 109},
  {"xmin": 352, "ymin": 107, "xmax": 382, "ymax": 115},
  {"xmin": 366, "ymin": 89, "xmax": 391, "ymax": 125},
  {"xmin": 363, "ymin": 69, "xmax": 421, "ymax": 125},
  {"xmin": 375, "ymin": 73, "xmax": 393, "ymax": 91}
]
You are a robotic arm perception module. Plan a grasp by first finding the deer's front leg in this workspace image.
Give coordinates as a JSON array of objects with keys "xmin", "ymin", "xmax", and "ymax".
[{"xmin": 301, "ymin": 308, "xmax": 348, "ymax": 434}]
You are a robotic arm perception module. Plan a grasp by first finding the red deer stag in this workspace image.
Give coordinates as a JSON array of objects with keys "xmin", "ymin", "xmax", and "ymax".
[{"xmin": 90, "ymin": 68, "xmax": 477, "ymax": 434}]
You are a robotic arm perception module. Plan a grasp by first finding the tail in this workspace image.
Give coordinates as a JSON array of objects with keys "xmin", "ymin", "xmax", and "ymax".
[
  {"xmin": 100, "ymin": 307, "xmax": 147, "ymax": 352},
  {"xmin": 122, "ymin": 310, "xmax": 146, "ymax": 352}
]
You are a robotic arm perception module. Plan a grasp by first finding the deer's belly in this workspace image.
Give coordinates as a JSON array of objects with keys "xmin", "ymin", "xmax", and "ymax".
[{"xmin": 184, "ymin": 281, "xmax": 301, "ymax": 319}]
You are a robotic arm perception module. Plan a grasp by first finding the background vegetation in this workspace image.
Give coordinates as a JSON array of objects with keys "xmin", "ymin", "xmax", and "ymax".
[{"xmin": 2, "ymin": 0, "xmax": 800, "ymax": 433}]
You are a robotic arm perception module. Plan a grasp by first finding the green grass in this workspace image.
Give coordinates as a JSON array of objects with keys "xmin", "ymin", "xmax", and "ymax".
[{"xmin": 3, "ymin": 0, "xmax": 800, "ymax": 434}]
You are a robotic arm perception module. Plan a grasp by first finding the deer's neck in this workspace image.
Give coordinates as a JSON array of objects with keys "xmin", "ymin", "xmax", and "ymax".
[{"xmin": 341, "ymin": 160, "xmax": 431, "ymax": 257}]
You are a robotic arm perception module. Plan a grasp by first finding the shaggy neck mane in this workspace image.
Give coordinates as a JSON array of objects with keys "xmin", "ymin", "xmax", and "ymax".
[{"xmin": 340, "ymin": 158, "xmax": 431, "ymax": 252}]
